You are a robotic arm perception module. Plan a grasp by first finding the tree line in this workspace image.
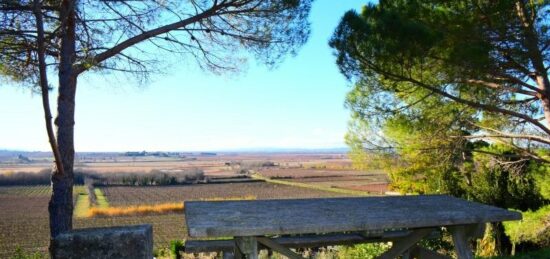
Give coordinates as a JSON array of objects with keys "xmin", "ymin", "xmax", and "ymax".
[{"xmin": 0, "ymin": 168, "xmax": 206, "ymax": 186}]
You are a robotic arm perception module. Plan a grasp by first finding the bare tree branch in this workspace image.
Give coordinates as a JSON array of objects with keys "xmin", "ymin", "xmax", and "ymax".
[
  {"xmin": 33, "ymin": 0, "xmax": 64, "ymax": 175},
  {"xmin": 74, "ymin": 2, "xmax": 229, "ymax": 74}
]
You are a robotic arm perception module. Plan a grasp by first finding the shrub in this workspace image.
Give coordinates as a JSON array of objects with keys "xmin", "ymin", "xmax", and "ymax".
[
  {"xmin": 170, "ymin": 240, "xmax": 184, "ymax": 259},
  {"xmin": 483, "ymin": 248, "xmax": 550, "ymax": 259},
  {"xmin": 504, "ymin": 205, "xmax": 550, "ymax": 249},
  {"xmin": 240, "ymin": 160, "xmax": 278, "ymax": 171},
  {"xmin": 9, "ymin": 247, "xmax": 46, "ymax": 259},
  {"xmin": 337, "ymin": 243, "xmax": 391, "ymax": 259},
  {"xmin": 153, "ymin": 247, "xmax": 171, "ymax": 259}
]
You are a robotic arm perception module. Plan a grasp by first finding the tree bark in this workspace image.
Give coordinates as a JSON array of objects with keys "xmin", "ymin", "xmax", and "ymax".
[
  {"xmin": 540, "ymin": 92, "xmax": 550, "ymax": 127},
  {"xmin": 49, "ymin": 0, "xmax": 76, "ymax": 242},
  {"xmin": 48, "ymin": 74, "xmax": 76, "ymax": 238},
  {"xmin": 515, "ymin": 0, "xmax": 550, "ymax": 126}
]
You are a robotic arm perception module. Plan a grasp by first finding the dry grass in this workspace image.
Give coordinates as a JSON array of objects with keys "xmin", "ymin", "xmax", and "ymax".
[
  {"xmin": 87, "ymin": 202, "xmax": 184, "ymax": 217},
  {"xmin": 87, "ymin": 195, "xmax": 256, "ymax": 217},
  {"xmin": 200, "ymin": 195, "xmax": 256, "ymax": 201}
]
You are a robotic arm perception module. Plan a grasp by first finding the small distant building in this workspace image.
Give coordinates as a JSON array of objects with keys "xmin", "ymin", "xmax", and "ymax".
[
  {"xmin": 199, "ymin": 152, "xmax": 217, "ymax": 156},
  {"xmin": 17, "ymin": 154, "xmax": 31, "ymax": 163}
]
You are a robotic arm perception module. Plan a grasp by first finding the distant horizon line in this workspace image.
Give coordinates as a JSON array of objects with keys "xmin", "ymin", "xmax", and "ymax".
[{"xmin": 0, "ymin": 146, "xmax": 350, "ymax": 154}]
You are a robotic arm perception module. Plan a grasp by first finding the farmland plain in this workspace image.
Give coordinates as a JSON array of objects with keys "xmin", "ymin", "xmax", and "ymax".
[{"xmin": 0, "ymin": 152, "xmax": 388, "ymax": 257}]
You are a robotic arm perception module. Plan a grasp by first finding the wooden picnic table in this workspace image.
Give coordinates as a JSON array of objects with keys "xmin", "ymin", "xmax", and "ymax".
[{"xmin": 184, "ymin": 195, "xmax": 521, "ymax": 259}]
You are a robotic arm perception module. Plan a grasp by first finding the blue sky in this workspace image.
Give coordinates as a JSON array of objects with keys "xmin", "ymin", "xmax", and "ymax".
[{"xmin": 0, "ymin": 1, "xmax": 366, "ymax": 152}]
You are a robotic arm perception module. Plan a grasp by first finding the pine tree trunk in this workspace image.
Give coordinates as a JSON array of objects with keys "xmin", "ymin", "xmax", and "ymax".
[
  {"xmin": 48, "ymin": 76, "xmax": 77, "ymax": 238},
  {"xmin": 49, "ymin": 0, "xmax": 76, "ymax": 242},
  {"xmin": 538, "ymin": 77, "xmax": 550, "ymax": 127}
]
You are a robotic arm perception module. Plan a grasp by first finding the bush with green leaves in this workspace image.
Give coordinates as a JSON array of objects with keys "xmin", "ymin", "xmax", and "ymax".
[
  {"xmin": 482, "ymin": 248, "xmax": 550, "ymax": 259},
  {"xmin": 9, "ymin": 247, "xmax": 46, "ymax": 259},
  {"xmin": 337, "ymin": 243, "xmax": 391, "ymax": 259},
  {"xmin": 504, "ymin": 205, "xmax": 550, "ymax": 249},
  {"xmin": 170, "ymin": 240, "xmax": 184, "ymax": 259}
]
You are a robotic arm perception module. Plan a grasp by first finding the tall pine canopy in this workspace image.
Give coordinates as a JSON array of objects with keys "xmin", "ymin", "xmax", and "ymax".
[
  {"xmin": 330, "ymin": 0, "xmax": 550, "ymax": 161},
  {"xmin": 331, "ymin": 2, "xmax": 550, "ymax": 253}
]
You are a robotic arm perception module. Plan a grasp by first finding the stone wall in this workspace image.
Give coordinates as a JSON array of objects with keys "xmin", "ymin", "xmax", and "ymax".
[{"xmin": 52, "ymin": 224, "xmax": 153, "ymax": 259}]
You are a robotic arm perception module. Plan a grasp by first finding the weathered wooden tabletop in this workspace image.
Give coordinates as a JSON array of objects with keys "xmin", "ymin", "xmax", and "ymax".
[{"xmin": 184, "ymin": 195, "xmax": 521, "ymax": 238}]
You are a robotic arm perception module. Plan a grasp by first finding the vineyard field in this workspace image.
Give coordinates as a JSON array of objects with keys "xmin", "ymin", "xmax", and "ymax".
[
  {"xmin": 101, "ymin": 182, "xmax": 349, "ymax": 206},
  {"xmin": 0, "ymin": 182, "xmax": 353, "ymax": 257}
]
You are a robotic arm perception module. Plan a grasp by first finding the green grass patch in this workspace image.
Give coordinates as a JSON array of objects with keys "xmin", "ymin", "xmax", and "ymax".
[
  {"xmin": 251, "ymin": 173, "xmax": 371, "ymax": 196},
  {"xmin": 73, "ymin": 185, "xmax": 86, "ymax": 194},
  {"xmin": 94, "ymin": 188, "xmax": 109, "ymax": 208},
  {"xmin": 9, "ymin": 246, "xmax": 47, "ymax": 259},
  {"xmin": 73, "ymin": 192, "xmax": 90, "ymax": 218},
  {"xmin": 74, "ymin": 187, "xmax": 109, "ymax": 217},
  {"xmin": 480, "ymin": 248, "xmax": 550, "ymax": 259}
]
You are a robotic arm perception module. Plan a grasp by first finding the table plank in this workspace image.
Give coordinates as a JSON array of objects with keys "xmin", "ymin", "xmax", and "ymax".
[{"xmin": 184, "ymin": 195, "xmax": 521, "ymax": 238}]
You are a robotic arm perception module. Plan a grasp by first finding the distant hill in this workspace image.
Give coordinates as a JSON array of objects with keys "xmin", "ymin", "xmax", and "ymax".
[{"xmin": 0, "ymin": 150, "xmax": 52, "ymax": 158}]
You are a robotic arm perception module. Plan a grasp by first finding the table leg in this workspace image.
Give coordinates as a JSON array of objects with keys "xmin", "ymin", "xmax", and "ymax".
[
  {"xmin": 377, "ymin": 228, "xmax": 434, "ymax": 259},
  {"xmin": 410, "ymin": 245, "xmax": 451, "ymax": 259},
  {"xmin": 465, "ymin": 223, "xmax": 486, "ymax": 239},
  {"xmin": 256, "ymin": 236, "xmax": 305, "ymax": 259},
  {"xmin": 235, "ymin": 236, "xmax": 258, "ymax": 259},
  {"xmin": 449, "ymin": 225, "xmax": 474, "ymax": 259},
  {"xmin": 234, "ymin": 245, "xmax": 243, "ymax": 259},
  {"xmin": 223, "ymin": 251, "xmax": 235, "ymax": 259},
  {"xmin": 401, "ymin": 248, "xmax": 411, "ymax": 259}
]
